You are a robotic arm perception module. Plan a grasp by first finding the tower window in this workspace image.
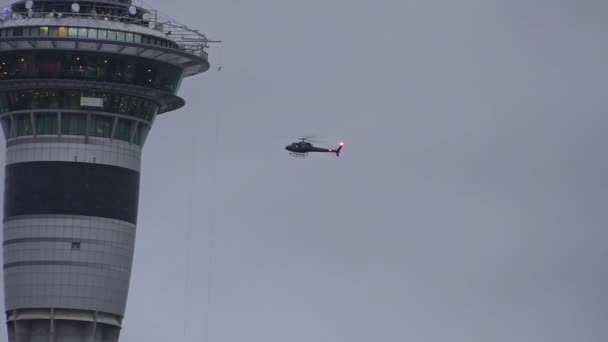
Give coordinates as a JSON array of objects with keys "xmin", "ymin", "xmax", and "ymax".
[
  {"xmin": 89, "ymin": 115, "xmax": 113, "ymax": 138},
  {"xmin": 36, "ymin": 113, "xmax": 58, "ymax": 135},
  {"xmin": 71, "ymin": 242, "xmax": 81, "ymax": 250}
]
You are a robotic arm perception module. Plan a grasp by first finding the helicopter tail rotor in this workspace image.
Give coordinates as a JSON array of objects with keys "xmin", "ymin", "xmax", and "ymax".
[{"xmin": 335, "ymin": 142, "xmax": 344, "ymax": 156}]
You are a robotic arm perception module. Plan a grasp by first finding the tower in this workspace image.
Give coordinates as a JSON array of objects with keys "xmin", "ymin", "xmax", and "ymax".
[{"xmin": 0, "ymin": 1, "xmax": 210, "ymax": 341}]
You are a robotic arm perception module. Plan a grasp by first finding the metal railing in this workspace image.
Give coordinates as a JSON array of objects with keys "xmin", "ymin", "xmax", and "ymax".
[{"xmin": 0, "ymin": 0, "xmax": 218, "ymax": 58}]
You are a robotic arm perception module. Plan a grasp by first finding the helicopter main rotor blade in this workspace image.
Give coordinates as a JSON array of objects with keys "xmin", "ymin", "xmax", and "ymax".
[{"xmin": 298, "ymin": 135, "xmax": 324, "ymax": 143}]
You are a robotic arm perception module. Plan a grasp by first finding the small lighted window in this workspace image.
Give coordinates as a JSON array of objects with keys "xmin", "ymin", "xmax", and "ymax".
[
  {"xmin": 39, "ymin": 26, "xmax": 49, "ymax": 36},
  {"xmin": 57, "ymin": 27, "xmax": 68, "ymax": 37}
]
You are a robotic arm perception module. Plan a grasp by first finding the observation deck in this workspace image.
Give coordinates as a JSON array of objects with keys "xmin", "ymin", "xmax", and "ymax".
[
  {"xmin": 2, "ymin": 0, "xmax": 211, "ymax": 62},
  {"xmin": 0, "ymin": 0, "xmax": 215, "ymax": 146}
]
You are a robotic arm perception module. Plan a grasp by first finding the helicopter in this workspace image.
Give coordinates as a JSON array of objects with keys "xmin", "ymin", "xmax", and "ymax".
[{"xmin": 285, "ymin": 138, "xmax": 345, "ymax": 158}]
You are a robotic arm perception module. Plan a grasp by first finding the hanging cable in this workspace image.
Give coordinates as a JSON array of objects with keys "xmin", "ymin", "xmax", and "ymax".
[
  {"xmin": 182, "ymin": 90, "xmax": 221, "ymax": 341},
  {"xmin": 182, "ymin": 110, "xmax": 198, "ymax": 340},
  {"xmin": 203, "ymin": 100, "xmax": 220, "ymax": 342}
]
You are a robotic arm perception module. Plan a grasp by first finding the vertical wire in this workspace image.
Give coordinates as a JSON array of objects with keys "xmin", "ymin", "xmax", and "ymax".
[
  {"xmin": 183, "ymin": 109, "xmax": 198, "ymax": 340},
  {"xmin": 204, "ymin": 87, "xmax": 220, "ymax": 342}
]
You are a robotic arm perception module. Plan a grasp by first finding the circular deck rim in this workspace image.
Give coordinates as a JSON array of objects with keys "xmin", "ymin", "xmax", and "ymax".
[{"xmin": 0, "ymin": 35, "xmax": 209, "ymax": 77}]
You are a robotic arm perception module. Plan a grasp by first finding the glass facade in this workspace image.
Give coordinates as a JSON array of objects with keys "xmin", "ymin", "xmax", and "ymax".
[
  {"xmin": 0, "ymin": 26, "xmax": 179, "ymax": 50},
  {"xmin": 4, "ymin": 111, "xmax": 148, "ymax": 145},
  {"xmin": 0, "ymin": 90, "xmax": 159, "ymax": 120},
  {"xmin": 0, "ymin": 51, "xmax": 183, "ymax": 93}
]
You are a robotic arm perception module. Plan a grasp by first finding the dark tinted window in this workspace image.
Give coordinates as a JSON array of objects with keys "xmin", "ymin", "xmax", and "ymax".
[
  {"xmin": 16, "ymin": 115, "xmax": 33, "ymax": 136},
  {"xmin": 36, "ymin": 113, "xmax": 58, "ymax": 135},
  {"xmin": 115, "ymin": 119, "xmax": 132, "ymax": 142},
  {"xmin": 61, "ymin": 113, "xmax": 87, "ymax": 136},
  {"xmin": 133, "ymin": 124, "xmax": 145, "ymax": 145},
  {"xmin": 89, "ymin": 115, "xmax": 113, "ymax": 138}
]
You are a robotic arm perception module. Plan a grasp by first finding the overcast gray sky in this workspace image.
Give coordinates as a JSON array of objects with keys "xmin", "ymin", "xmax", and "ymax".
[{"xmin": 2, "ymin": 0, "xmax": 608, "ymax": 341}]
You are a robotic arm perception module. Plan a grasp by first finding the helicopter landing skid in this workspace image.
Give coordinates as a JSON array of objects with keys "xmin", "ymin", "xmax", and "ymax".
[{"xmin": 289, "ymin": 152, "xmax": 308, "ymax": 158}]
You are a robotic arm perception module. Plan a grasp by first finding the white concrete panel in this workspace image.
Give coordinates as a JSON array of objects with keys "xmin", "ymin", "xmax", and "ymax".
[{"xmin": 6, "ymin": 141, "xmax": 142, "ymax": 171}]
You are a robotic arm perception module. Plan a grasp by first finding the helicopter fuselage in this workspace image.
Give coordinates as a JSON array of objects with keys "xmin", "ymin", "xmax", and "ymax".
[
  {"xmin": 285, "ymin": 141, "xmax": 344, "ymax": 157},
  {"xmin": 285, "ymin": 143, "xmax": 332, "ymax": 154}
]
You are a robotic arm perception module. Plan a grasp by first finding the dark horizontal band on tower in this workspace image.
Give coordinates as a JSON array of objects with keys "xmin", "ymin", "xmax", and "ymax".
[
  {"xmin": 3, "ymin": 237, "xmax": 104, "ymax": 246},
  {"xmin": 4, "ymin": 161, "xmax": 140, "ymax": 224},
  {"xmin": 3, "ymin": 261, "xmax": 129, "ymax": 273},
  {"xmin": 3, "ymin": 237, "xmax": 131, "ymax": 249}
]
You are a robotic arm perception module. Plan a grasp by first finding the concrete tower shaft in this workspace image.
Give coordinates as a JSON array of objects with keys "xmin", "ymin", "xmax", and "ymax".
[{"xmin": 0, "ymin": 1, "xmax": 211, "ymax": 341}]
